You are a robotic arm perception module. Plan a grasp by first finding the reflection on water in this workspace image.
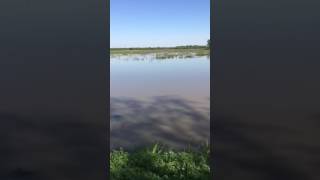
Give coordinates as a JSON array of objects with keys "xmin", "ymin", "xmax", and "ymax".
[
  {"xmin": 111, "ymin": 53, "xmax": 210, "ymax": 61},
  {"xmin": 111, "ymin": 56, "xmax": 210, "ymax": 149}
]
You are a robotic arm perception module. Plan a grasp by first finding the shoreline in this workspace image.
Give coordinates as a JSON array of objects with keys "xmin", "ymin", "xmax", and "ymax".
[
  {"xmin": 110, "ymin": 47, "xmax": 210, "ymax": 58},
  {"xmin": 110, "ymin": 143, "xmax": 210, "ymax": 180}
]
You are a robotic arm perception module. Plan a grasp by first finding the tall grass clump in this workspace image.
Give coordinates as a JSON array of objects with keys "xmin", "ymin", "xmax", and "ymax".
[{"xmin": 110, "ymin": 144, "xmax": 210, "ymax": 180}]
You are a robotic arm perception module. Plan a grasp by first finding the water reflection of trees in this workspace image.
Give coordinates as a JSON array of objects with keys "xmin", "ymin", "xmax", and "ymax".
[
  {"xmin": 110, "ymin": 54, "xmax": 209, "ymax": 61},
  {"xmin": 111, "ymin": 96, "xmax": 210, "ymax": 150}
]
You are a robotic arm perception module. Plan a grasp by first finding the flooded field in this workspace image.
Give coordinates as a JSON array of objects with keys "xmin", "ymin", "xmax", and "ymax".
[{"xmin": 110, "ymin": 55, "xmax": 210, "ymax": 150}]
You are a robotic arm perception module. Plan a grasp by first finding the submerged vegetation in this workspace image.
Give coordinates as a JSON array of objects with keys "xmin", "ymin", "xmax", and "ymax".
[
  {"xmin": 110, "ymin": 143, "xmax": 210, "ymax": 180},
  {"xmin": 110, "ymin": 46, "xmax": 210, "ymax": 59}
]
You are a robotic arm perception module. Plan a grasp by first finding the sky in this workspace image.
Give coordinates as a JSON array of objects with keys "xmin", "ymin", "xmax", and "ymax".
[{"xmin": 111, "ymin": 0, "xmax": 210, "ymax": 48}]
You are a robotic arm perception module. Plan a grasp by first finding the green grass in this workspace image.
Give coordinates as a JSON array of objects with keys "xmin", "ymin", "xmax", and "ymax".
[
  {"xmin": 110, "ymin": 144, "xmax": 211, "ymax": 180},
  {"xmin": 110, "ymin": 47, "xmax": 210, "ymax": 59}
]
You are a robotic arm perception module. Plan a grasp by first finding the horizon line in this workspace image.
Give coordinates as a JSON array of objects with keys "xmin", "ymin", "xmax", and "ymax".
[{"xmin": 110, "ymin": 44, "xmax": 208, "ymax": 49}]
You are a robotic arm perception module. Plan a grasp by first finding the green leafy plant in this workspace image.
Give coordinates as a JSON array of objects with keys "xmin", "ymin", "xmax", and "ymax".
[{"xmin": 110, "ymin": 144, "xmax": 211, "ymax": 180}]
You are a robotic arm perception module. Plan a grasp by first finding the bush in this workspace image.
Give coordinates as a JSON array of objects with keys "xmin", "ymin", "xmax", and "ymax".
[{"xmin": 110, "ymin": 144, "xmax": 210, "ymax": 180}]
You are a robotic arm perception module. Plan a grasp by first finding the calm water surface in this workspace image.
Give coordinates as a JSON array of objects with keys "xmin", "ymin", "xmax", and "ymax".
[{"xmin": 111, "ymin": 55, "xmax": 210, "ymax": 150}]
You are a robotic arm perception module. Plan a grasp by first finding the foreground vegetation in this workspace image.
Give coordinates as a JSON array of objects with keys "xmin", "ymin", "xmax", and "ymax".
[
  {"xmin": 110, "ymin": 144, "xmax": 210, "ymax": 180},
  {"xmin": 110, "ymin": 46, "xmax": 210, "ymax": 59}
]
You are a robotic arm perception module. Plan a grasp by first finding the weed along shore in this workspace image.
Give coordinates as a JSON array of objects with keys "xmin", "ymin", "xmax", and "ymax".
[
  {"xmin": 110, "ymin": 46, "xmax": 210, "ymax": 59},
  {"xmin": 110, "ymin": 143, "xmax": 210, "ymax": 180}
]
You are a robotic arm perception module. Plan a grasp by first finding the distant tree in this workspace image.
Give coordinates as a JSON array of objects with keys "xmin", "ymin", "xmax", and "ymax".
[{"xmin": 207, "ymin": 39, "xmax": 211, "ymax": 48}]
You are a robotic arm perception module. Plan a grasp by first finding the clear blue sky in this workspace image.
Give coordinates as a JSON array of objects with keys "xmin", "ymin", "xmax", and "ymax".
[{"xmin": 111, "ymin": 0, "xmax": 210, "ymax": 48}]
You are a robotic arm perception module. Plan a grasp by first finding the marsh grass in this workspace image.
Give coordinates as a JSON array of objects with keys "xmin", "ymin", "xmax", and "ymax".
[
  {"xmin": 110, "ymin": 143, "xmax": 210, "ymax": 180},
  {"xmin": 110, "ymin": 47, "xmax": 210, "ymax": 59}
]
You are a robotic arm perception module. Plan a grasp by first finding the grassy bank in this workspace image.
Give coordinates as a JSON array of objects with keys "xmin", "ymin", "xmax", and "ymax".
[
  {"xmin": 110, "ymin": 46, "xmax": 210, "ymax": 59},
  {"xmin": 110, "ymin": 144, "xmax": 210, "ymax": 180}
]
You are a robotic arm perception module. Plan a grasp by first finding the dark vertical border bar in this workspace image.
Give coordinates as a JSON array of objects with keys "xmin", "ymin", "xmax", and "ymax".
[
  {"xmin": 0, "ymin": 0, "xmax": 108, "ymax": 179},
  {"xmin": 213, "ymin": 0, "xmax": 320, "ymax": 179}
]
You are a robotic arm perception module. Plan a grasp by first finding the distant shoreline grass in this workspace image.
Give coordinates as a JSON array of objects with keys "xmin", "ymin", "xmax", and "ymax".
[
  {"xmin": 110, "ymin": 46, "xmax": 210, "ymax": 59},
  {"xmin": 110, "ymin": 143, "xmax": 210, "ymax": 180}
]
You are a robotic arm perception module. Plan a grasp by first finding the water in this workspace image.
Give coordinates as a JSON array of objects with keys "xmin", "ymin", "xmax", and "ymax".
[{"xmin": 110, "ymin": 55, "xmax": 210, "ymax": 150}]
